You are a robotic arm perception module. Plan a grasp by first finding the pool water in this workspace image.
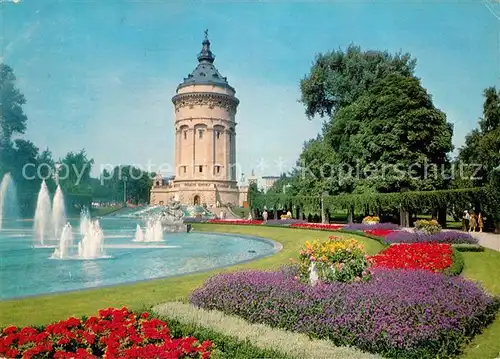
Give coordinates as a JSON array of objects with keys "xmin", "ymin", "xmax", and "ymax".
[{"xmin": 0, "ymin": 217, "xmax": 279, "ymax": 300}]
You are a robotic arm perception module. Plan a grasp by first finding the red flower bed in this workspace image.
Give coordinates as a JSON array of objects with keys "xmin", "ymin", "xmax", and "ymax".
[
  {"xmin": 207, "ymin": 219, "xmax": 263, "ymax": 225},
  {"xmin": 369, "ymin": 243, "xmax": 453, "ymax": 272},
  {"xmin": 0, "ymin": 308, "xmax": 212, "ymax": 359},
  {"xmin": 289, "ymin": 223, "xmax": 344, "ymax": 231},
  {"xmin": 364, "ymin": 229, "xmax": 396, "ymax": 238}
]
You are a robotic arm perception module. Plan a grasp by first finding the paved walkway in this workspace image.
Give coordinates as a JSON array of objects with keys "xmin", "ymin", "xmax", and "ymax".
[
  {"xmin": 407, "ymin": 228, "xmax": 500, "ymax": 252},
  {"xmin": 469, "ymin": 231, "xmax": 500, "ymax": 251}
]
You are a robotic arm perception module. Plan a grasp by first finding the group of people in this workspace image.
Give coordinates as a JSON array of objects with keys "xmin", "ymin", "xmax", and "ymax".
[{"xmin": 462, "ymin": 210, "xmax": 485, "ymax": 232}]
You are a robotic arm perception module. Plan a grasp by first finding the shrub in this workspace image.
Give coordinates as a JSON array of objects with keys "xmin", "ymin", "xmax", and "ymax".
[
  {"xmin": 296, "ymin": 238, "xmax": 371, "ymax": 284},
  {"xmin": 153, "ymin": 302, "xmax": 380, "ymax": 359},
  {"xmin": 0, "ymin": 307, "xmax": 212, "ymax": 358},
  {"xmin": 190, "ymin": 269, "xmax": 500, "ymax": 359},
  {"xmin": 384, "ymin": 230, "xmax": 478, "ymax": 244},
  {"xmin": 369, "ymin": 243, "xmax": 453, "ymax": 272},
  {"xmin": 443, "ymin": 248, "xmax": 465, "ymax": 276},
  {"xmin": 344, "ymin": 223, "xmax": 399, "ymax": 230},
  {"xmin": 452, "ymin": 243, "xmax": 484, "ymax": 252},
  {"xmin": 362, "ymin": 216, "xmax": 380, "ymax": 224},
  {"xmin": 414, "ymin": 219, "xmax": 441, "ymax": 234}
]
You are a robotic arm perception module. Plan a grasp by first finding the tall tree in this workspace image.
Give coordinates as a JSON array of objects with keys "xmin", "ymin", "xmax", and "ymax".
[
  {"xmin": 0, "ymin": 64, "xmax": 28, "ymax": 178},
  {"xmin": 458, "ymin": 86, "xmax": 500, "ymax": 231},
  {"xmin": 459, "ymin": 87, "xmax": 500, "ymax": 186},
  {"xmin": 300, "ymin": 45, "xmax": 416, "ymax": 118},
  {"xmin": 322, "ymin": 73, "xmax": 453, "ymax": 193},
  {"xmin": 59, "ymin": 150, "xmax": 94, "ymax": 194}
]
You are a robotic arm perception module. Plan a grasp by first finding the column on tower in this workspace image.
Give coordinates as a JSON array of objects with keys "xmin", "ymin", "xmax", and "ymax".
[
  {"xmin": 175, "ymin": 127, "xmax": 180, "ymax": 176},
  {"xmin": 192, "ymin": 126, "xmax": 196, "ymax": 178},
  {"xmin": 224, "ymin": 128, "xmax": 230, "ymax": 180},
  {"xmin": 231, "ymin": 128, "xmax": 236, "ymax": 181},
  {"xmin": 206, "ymin": 125, "xmax": 214, "ymax": 179}
]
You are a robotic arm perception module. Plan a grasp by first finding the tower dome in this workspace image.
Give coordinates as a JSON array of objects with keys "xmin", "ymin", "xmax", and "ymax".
[{"xmin": 176, "ymin": 30, "xmax": 235, "ymax": 92}]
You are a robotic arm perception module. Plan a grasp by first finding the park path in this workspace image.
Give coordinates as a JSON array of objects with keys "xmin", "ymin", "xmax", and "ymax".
[{"xmin": 469, "ymin": 231, "xmax": 500, "ymax": 251}]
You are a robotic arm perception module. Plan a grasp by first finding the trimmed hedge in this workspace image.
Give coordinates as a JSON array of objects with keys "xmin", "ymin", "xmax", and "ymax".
[
  {"xmin": 153, "ymin": 302, "xmax": 381, "ymax": 359},
  {"xmin": 452, "ymin": 243, "xmax": 485, "ymax": 252},
  {"xmin": 443, "ymin": 248, "xmax": 465, "ymax": 276}
]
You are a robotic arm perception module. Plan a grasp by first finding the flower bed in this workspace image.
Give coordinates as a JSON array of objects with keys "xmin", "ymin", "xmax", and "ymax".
[
  {"xmin": 344, "ymin": 223, "xmax": 400, "ymax": 230},
  {"xmin": 363, "ymin": 229, "xmax": 397, "ymax": 238},
  {"xmin": 369, "ymin": 243, "xmax": 453, "ymax": 272},
  {"xmin": 362, "ymin": 216, "xmax": 380, "ymax": 224},
  {"xmin": 384, "ymin": 230, "xmax": 478, "ymax": 244},
  {"xmin": 0, "ymin": 308, "xmax": 212, "ymax": 358},
  {"xmin": 289, "ymin": 223, "xmax": 344, "ymax": 231},
  {"xmin": 297, "ymin": 237, "xmax": 370, "ymax": 284},
  {"xmin": 190, "ymin": 269, "xmax": 500, "ymax": 358},
  {"xmin": 414, "ymin": 219, "xmax": 441, "ymax": 234},
  {"xmin": 207, "ymin": 219, "xmax": 263, "ymax": 225}
]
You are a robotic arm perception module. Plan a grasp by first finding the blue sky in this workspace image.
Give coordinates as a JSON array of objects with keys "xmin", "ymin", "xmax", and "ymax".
[{"xmin": 2, "ymin": 0, "xmax": 499, "ymax": 179}]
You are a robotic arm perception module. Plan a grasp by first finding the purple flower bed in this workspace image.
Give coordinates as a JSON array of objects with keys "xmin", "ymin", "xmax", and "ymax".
[
  {"xmin": 344, "ymin": 223, "xmax": 400, "ymax": 230},
  {"xmin": 384, "ymin": 230, "xmax": 478, "ymax": 244},
  {"xmin": 190, "ymin": 268, "xmax": 499, "ymax": 358}
]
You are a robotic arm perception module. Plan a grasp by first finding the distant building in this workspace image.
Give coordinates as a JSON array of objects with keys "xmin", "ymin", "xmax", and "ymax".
[{"xmin": 261, "ymin": 176, "xmax": 280, "ymax": 193}]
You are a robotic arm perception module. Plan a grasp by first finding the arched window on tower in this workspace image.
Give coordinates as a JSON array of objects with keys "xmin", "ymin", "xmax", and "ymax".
[{"xmin": 183, "ymin": 131, "xmax": 187, "ymax": 140}]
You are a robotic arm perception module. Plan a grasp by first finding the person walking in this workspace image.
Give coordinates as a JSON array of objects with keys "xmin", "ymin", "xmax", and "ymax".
[
  {"xmin": 469, "ymin": 211, "xmax": 476, "ymax": 232},
  {"xmin": 478, "ymin": 212, "xmax": 484, "ymax": 233},
  {"xmin": 263, "ymin": 210, "xmax": 268, "ymax": 223},
  {"xmin": 463, "ymin": 211, "xmax": 470, "ymax": 231}
]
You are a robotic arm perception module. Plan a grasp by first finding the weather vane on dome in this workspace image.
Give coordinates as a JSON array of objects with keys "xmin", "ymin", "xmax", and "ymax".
[{"xmin": 204, "ymin": 29, "xmax": 209, "ymax": 40}]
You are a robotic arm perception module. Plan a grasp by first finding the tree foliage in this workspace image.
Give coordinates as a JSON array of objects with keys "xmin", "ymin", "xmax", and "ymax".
[
  {"xmin": 458, "ymin": 86, "xmax": 500, "ymax": 229},
  {"xmin": 0, "ymin": 64, "xmax": 27, "ymax": 143},
  {"xmin": 321, "ymin": 73, "xmax": 453, "ymax": 193},
  {"xmin": 299, "ymin": 45, "xmax": 416, "ymax": 118},
  {"xmin": 458, "ymin": 86, "xmax": 500, "ymax": 186},
  {"xmin": 95, "ymin": 165, "xmax": 154, "ymax": 204},
  {"xmin": 292, "ymin": 49, "xmax": 453, "ymax": 197}
]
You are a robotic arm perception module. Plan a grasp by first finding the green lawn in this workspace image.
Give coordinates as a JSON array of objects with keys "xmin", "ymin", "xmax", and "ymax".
[{"xmin": 0, "ymin": 224, "xmax": 498, "ymax": 359}]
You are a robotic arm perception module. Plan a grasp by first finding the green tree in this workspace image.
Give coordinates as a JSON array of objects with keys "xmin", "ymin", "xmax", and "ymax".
[
  {"xmin": 458, "ymin": 86, "xmax": 500, "ymax": 231},
  {"xmin": 59, "ymin": 150, "xmax": 94, "ymax": 194},
  {"xmin": 0, "ymin": 64, "xmax": 28, "ymax": 178},
  {"xmin": 99, "ymin": 165, "xmax": 154, "ymax": 204},
  {"xmin": 300, "ymin": 45, "xmax": 416, "ymax": 118},
  {"xmin": 322, "ymin": 73, "xmax": 453, "ymax": 193},
  {"xmin": 458, "ymin": 87, "xmax": 500, "ymax": 186}
]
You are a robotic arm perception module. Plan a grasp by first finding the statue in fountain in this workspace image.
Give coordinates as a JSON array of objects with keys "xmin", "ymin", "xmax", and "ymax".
[{"xmin": 159, "ymin": 199, "xmax": 191, "ymax": 233}]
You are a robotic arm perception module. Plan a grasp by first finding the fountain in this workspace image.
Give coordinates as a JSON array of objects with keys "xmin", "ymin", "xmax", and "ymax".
[
  {"xmin": 33, "ymin": 180, "xmax": 52, "ymax": 245},
  {"xmin": 52, "ymin": 185, "xmax": 66, "ymax": 239},
  {"xmin": 134, "ymin": 224, "xmax": 145, "ymax": 242},
  {"xmin": 80, "ymin": 207, "xmax": 91, "ymax": 236},
  {"xmin": 135, "ymin": 218, "xmax": 164, "ymax": 242},
  {"xmin": 0, "ymin": 173, "xmax": 19, "ymax": 229},
  {"xmin": 51, "ymin": 223, "xmax": 74, "ymax": 259},
  {"xmin": 78, "ymin": 219, "xmax": 105, "ymax": 259}
]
